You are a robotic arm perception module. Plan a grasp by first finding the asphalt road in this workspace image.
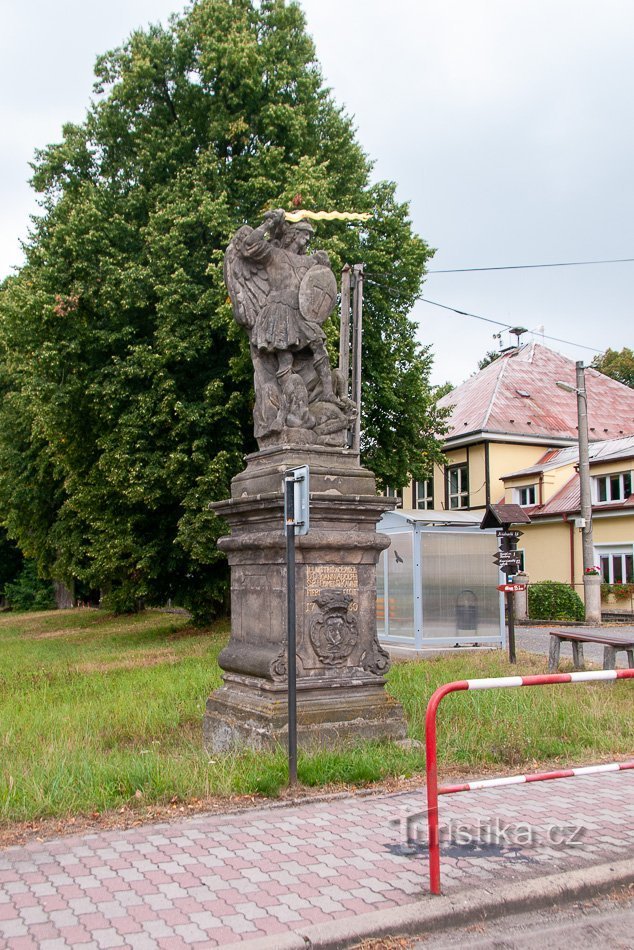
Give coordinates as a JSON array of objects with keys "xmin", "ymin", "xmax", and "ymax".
[
  {"xmin": 517, "ymin": 623, "xmax": 634, "ymax": 668},
  {"xmin": 412, "ymin": 887, "xmax": 634, "ymax": 949}
]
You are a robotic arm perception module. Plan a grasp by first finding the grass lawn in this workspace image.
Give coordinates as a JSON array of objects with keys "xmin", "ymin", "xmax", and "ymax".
[{"xmin": 0, "ymin": 608, "xmax": 632, "ymax": 829}]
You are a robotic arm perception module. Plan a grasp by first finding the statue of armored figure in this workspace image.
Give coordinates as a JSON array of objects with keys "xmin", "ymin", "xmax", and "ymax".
[{"xmin": 224, "ymin": 209, "xmax": 356, "ymax": 448}]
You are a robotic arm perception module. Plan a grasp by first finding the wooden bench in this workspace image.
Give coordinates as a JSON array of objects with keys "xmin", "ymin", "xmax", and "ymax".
[{"xmin": 548, "ymin": 631, "xmax": 634, "ymax": 672}]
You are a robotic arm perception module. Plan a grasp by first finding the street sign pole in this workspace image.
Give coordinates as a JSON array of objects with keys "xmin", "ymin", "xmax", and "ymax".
[
  {"xmin": 284, "ymin": 475, "xmax": 298, "ymax": 787},
  {"xmin": 481, "ymin": 506, "xmax": 531, "ymax": 667},
  {"xmin": 283, "ymin": 466, "xmax": 310, "ymax": 788},
  {"xmin": 494, "ymin": 530, "xmax": 522, "ymax": 665}
]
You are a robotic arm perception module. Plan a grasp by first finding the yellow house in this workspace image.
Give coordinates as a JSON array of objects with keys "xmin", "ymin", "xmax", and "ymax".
[
  {"xmin": 393, "ymin": 343, "xmax": 634, "ymax": 607},
  {"xmin": 501, "ymin": 437, "xmax": 634, "ymax": 607}
]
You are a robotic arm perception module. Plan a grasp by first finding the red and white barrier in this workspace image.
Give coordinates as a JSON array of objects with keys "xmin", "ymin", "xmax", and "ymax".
[{"xmin": 425, "ymin": 669, "xmax": 634, "ymax": 895}]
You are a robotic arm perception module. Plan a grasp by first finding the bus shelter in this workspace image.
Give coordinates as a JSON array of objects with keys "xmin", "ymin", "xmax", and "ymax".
[{"xmin": 377, "ymin": 510, "xmax": 504, "ymax": 651}]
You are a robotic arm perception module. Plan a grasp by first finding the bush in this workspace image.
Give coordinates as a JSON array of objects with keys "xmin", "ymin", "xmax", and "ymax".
[
  {"xmin": 528, "ymin": 581, "xmax": 585, "ymax": 622},
  {"xmin": 602, "ymin": 582, "xmax": 634, "ymax": 602},
  {"xmin": 4, "ymin": 561, "xmax": 56, "ymax": 612},
  {"xmin": 100, "ymin": 582, "xmax": 144, "ymax": 614}
]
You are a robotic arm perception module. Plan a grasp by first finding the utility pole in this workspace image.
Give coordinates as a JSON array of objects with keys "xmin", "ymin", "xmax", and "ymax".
[
  {"xmin": 556, "ymin": 364, "xmax": 599, "ymax": 623},
  {"xmin": 575, "ymin": 362, "xmax": 595, "ymax": 577}
]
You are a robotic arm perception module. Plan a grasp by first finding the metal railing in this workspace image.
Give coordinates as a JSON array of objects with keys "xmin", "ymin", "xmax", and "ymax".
[{"xmin": 425, "ymin": 669, "xmax": 634, "ymax": 894}]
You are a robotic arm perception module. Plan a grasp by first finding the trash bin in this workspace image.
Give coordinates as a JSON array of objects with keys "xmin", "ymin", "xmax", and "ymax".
[{"xmin": 456, "ymin": 589, "xmax": 478, "ymax": 632}]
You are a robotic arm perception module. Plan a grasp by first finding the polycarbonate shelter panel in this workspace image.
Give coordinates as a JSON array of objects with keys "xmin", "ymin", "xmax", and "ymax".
[
  {"xmin": 384, "ymin": 531, "xmax": 415, "ymax": 641},
  {"xmin": 421, "ymin": 531, "xmax": 501, "ymax": 644}
]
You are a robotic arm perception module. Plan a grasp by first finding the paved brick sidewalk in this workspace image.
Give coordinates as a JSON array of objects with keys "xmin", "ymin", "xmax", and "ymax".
[{"xmin": 1, "ymin": 770, "xmax": 632, "ymax": 948}]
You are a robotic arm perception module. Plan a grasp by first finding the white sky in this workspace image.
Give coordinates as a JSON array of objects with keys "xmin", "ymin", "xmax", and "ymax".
[{"xmin": 1, "ymin": 0, "xmax": 632, "ymax": 386}]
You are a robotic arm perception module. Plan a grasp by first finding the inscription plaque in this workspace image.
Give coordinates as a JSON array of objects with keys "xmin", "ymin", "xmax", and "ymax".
[{"xmin": 306, "ymin": 565, "xmax": 358, "ymax": 610}]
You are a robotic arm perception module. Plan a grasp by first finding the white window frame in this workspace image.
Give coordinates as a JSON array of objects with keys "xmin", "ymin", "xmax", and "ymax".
[
  {"xmin": 415, "ymin": 478, "xmax": 434, "ymax": 510},
  {"xmin": 514, "ymin": 485, "xmax": 537, "ymax": 507},
  {"xmin": 593, "ymin": 471, "xmax": 633, "ymax": 504},
  {"xmin": 384, "ymin": 485, "xmax": 403, "ymax": 503},
  {"xmin": 447, "ymin": 464, "xmax": 468, "ymax": 510},
  {"xmin": 595, "ymin": 544, "xmax": 634, "ymax": 584}
]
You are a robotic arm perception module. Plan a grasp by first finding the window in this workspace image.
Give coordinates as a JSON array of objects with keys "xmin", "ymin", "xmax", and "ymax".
[
  {"xmin": 599, "ymin": 549, "xmax": 634, "ymax": 584},
  {"xmin": 415, "ymin": 478, "xmax": 434, "ymax": 509},
  {"xmin": 594, "ymin": 471, "xmax": 632, "ymax": 504},
  {"xmin": 384, "ymin": 485, "xmax": 403, "ymax": 503},
  {"xmin": 447, "ymin": 464, "xmax": 469, "ymax": 509},
  {"xmin": 515, "ymin": 485, "xmax": 537, "ymax": 507}
]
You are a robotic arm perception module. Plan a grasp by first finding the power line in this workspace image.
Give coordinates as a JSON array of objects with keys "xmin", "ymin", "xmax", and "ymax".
[
  {"xmin": 428, "ymin": 256, "xmax": 634, "ymax": 274},
  {"xmin": 364, "ymin": 275, "xmax": 605, "ymax": 354},
  {"xmin": 419, "ymin": 297, "xmax": 603, "ymax": 354}
]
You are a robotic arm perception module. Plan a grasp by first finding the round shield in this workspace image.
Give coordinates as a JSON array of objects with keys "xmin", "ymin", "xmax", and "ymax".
[{"xmin": 299, "ymin": 265, "xmax": 338, "ymax": 324}]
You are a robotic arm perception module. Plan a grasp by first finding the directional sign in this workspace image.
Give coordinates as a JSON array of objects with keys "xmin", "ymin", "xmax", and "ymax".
[
  {"xmin": 498, "ymin": 583, "xmax": 527, "ymax": 593},
  {"xmin": 494, "ymin": 551, "xmax": 520, "ymax": 563},
  {"xmin": 501, "ymin": 563, "xmax": 521, "ymax": 576}
]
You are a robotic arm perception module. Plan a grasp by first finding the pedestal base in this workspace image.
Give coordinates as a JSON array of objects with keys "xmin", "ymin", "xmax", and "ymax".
[
  {"xmin": 203, "ymin": 673, "xmax": 407, "ymax": 752},
  {"xmin": 203, "ymin": 444, "xmax": 406, "ymax": 753}
]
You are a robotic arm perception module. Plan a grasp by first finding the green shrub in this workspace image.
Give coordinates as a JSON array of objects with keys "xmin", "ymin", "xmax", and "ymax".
[
  {"xmin": 100, "ymin": 582, "xmax": 144, "ymax": 614},
  {"xmin": 528, "ymin": 580, "xmax": 585, "ymax": 621},
  {"xmin": 600, "ymin": 581, "xmax": 634, "ymax": 601},
  {"xmin": 4, "ymin": 561, "xmax": 56, "ymax": 612}
]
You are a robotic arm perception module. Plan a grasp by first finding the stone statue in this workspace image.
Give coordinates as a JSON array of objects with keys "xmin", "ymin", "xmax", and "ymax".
[
  {"xmin": 203, "ymin": 213, "xmax": 406, "ymax": 753},
  {"xmin": 224, "ymin": 209, "xmax": 356, "ymax": 448}
]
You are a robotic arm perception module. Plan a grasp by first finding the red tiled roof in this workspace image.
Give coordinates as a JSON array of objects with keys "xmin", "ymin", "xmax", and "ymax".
[
  {"xmin": 439, "ymin": 343, "xmax": 634, "ymax": 444},
  {"xmin": 501, "ymin": 435, "xmax": 634, "ymax": 480},
  {"xmin": 524, "ymin": 474, "xmax": 634, "ymax": 519}
]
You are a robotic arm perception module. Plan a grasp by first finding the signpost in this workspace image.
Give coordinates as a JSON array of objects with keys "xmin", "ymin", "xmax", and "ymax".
[
  {"xmin": 283, "ymin": 466, "xmax": 310, "ymax": 787},
  {"xmin": 480, "ymin": 504, "xmax": 532, "ymax": 665}
]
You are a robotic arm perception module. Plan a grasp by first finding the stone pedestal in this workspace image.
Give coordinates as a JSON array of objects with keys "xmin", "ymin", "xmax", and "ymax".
[{"xmin": 203, "ymin": 444, "xmax": 407, "ymax": 752}]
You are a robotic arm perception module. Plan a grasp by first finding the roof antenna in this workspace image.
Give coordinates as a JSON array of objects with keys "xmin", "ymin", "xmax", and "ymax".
[{"xmin": 509, "ymin": 326, "xmax": 527, "ymax": 349}]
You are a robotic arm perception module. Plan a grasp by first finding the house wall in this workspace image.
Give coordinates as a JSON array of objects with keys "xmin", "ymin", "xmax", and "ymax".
[
  {"xmin": 465, "ymin": 444, "xmax": 487, "ymax": 509},
  {"xmin": 406, "ymin": 441, "xmax": 554, "ymax": 512},
  {"xmin": 592, "ymin": 514, "xmax": 634, "ymax": 546},
  {"xmin": 520, "ymin": 520, "xmax": 572, "ymax": 584},
  {"xmin": 504, "ymin": 463, "xmax": 577, "ymax": 506},
  {"xmin": 521, "ymin": 514, "xmax": 634, "ymax": 591},
  {"xmin": 590, "ymin": 459, "xmax": 634, "ymax": 479},
  {"xmin": 486, "ymin": 443, "xmax": 550, "ymax": 496}
]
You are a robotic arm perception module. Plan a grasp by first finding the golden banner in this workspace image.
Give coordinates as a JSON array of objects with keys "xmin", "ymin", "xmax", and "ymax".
[{"xmin": 283, "ymin": 210, "xmax": 372, "ymax": 223}]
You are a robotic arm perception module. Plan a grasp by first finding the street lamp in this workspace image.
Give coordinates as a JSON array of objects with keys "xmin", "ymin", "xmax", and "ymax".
[{"xmin": 556, "ymin": 362, "xmax": 600, "ymax": 623}]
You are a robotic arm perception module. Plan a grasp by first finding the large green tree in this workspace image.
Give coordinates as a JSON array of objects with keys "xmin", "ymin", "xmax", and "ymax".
[
  {"xmin": 591, "ymin": 347, "xmax": 634, "ymax": 388},
  {"xmin": 0, "ymin": 0, "xmax": 446, "ymax": 619}
]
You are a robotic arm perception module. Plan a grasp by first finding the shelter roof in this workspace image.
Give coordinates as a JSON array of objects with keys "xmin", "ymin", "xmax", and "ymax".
[{"xmin": 380, "ymin": 509, "xmax": 485, "ymax": 527}]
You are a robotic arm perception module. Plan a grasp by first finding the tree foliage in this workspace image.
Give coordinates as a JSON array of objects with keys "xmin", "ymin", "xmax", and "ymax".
[
  {"xmin": 591, "ymin": 347, "xmax": 634, "ymax": 388},
  {"xmin": 0, "ymin": 0, "xmax": 446, "ymax": 619},
  {"xmin": 477, "ymin": 349, "xmax": 502, "ymax": 370},
  {"xmin": 0, "ymin": 528, "xmax": 23, "ymax": 598},
  {"xmin": 3, "ymin": 561, "xmax": 56, "ymax": 613}
]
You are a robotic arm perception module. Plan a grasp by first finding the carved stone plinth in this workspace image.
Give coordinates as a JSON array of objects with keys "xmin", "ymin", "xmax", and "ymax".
[{"xmin": 203, "ymin": 445, "xmax": 407, "ymax": 751}]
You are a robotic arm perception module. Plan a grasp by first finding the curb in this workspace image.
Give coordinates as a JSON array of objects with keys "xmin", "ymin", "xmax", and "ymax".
[{"xmin": 225, "ymin": 857, "xmax": 634, "ymax": 949}]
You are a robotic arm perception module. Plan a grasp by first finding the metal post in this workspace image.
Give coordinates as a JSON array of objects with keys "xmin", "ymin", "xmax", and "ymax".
[
  {"xmin": 284, "ymin": 476, "xmax": 297, "ymax": 787},
  {"xmin": 576, "ymin": 362, "xmax": 595, "ymax": 577},
  {"xmin": 351, "ymin": 263, "xmax": 364, "ymax": 452},
  {"xmin": 506, "ymin": 588, "xmax": 516, "ymax": 664},
  {"xmin": 339, "ymin": 265, "xmax": 351, "ymax": 390}
]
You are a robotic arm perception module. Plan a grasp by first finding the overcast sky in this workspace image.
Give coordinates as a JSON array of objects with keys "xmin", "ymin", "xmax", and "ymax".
[{"xmin": 1, "ymin": 0, "xmax": 632, "ymax": 386}]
